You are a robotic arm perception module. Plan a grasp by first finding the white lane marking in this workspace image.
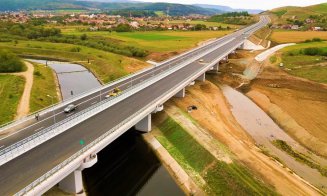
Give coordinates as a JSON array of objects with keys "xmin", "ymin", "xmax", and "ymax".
[
  {"xmin": 34, "ymin": 127, "xmax": 44, "ymax": 132},
  {"xmin": 0, "ymin": 33, "xmax": 243, "ymax": 142},
  {"xmin": 66, "ymin": 112, "xmax": 75, "ymax": 117},
  {"xmin": 91, "ymin": 101, "xmax": 97, "ymax": 105},
  {"xmin": 0, "ymin": 112, "xmax": 64, "ymax": 141}
]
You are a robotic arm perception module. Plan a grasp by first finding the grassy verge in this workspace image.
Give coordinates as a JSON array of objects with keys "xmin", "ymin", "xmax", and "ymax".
[
  {"xmin": 0, "ymin": 40, "xmax": 148, "ymax": 83},
  {"xmin": 272, "ymin": 140, "xmax": 327, "ymax": 177},
  {"xmin": 280, "ymin": 41, "xmax": 327, "ymax": 83},
  {"xmin": 269, "ymin": 55, "xmax": 277, "ymax": 64},
  {"xmin": 156, "ymin": 116, "xmax": 276, "ymax": 195},
  {"xmin": 0, "ymin": 75, "xmax": 25, "ymax": 124},
  {"xmin": 29, "ymin": 62, "xmax": 59, "ymax": 113}
]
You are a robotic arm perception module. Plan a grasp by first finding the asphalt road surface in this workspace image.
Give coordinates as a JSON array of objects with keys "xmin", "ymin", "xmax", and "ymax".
[{"xmin": 0, "ymin": 16, "xmax": 269, "ymax": 195}]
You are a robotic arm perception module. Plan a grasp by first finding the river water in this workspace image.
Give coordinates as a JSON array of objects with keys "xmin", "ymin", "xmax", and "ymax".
[
  {"xmin": 30, "ymin": 59, "xmax": 184, "ymax": 195},
  {"xmin": 27, "ymin": 60, "xmax": 102, "ymax": 100},
  {"xmin": 221, "ymin": 85, "xmax": 327, "ymax": 192},
  {"xmin": 84, "ymin": 130, "xmax": 184, "ymax": 196}
]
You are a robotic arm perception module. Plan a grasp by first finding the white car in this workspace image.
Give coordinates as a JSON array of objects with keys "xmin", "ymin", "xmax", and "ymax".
[
  {"xmin": 64, "ymin": 104, "xmax": 77, "ymax": 113},
  {"xmin": 199, "ymin": 59, "xmax": 204, "ymax": 63}
]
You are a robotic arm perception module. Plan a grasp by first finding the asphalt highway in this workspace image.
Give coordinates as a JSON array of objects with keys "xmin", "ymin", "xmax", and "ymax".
[
  {"xmin": 0, "ymin": 29, "xmax": 242, "ymax": 148},
  {"xmin": 0, "ymin": 16, "xmax": 269, "ymax": 195}
]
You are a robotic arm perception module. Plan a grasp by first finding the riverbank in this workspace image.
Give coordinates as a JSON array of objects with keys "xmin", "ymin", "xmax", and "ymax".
[
  {"xmin": 213, "ymin": 45, "xmax": 327, "ymax": 193},
  {"xmin": 151, "ymin": 110, "xmax": 277, "ymax": 195}
]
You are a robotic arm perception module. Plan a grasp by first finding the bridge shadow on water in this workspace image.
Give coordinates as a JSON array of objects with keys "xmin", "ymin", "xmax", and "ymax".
[{"xmin": 83, "ymin": 129, "xmax": 184, "ymax": 196}]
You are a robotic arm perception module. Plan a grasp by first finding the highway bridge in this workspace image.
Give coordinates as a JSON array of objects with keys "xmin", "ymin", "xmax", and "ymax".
[{"xmin": 0, "ymin": 15, "xmax": 269, "ymax": 195}]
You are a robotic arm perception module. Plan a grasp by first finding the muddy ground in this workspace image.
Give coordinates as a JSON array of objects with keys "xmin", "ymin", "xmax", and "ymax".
[{"xmin": 216, "ymin": 50, "xmax": 327, "ymax": 158}]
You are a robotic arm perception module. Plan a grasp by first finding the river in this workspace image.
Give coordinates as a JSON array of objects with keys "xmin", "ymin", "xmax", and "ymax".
[
  {"xmin": 221, "ymin": 85, "xmax": 327, "ymax": 192},
  {"xmin": 84, "ymin": 130, "xmax": 184, "ymax": 196},
  {"xmin": 30, "ymin": 59, "xmax": 184, "ymax": 195}
]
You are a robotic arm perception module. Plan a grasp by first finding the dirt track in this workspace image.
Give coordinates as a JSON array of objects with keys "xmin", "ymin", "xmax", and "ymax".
[{"xmin": 13, "ymin": 61, "xmax": 34, "ymax": 119}]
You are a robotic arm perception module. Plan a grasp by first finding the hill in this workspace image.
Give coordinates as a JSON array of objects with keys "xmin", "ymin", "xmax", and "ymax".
[
  {"xmin": 269, "ymin": 3, "xmax": 327, "ymax": 20},
  {"xmin": 268, "ymin": 3, "xmax": 327, "ymax": 29},
  {"xmin": 0, "ymin": 0, "xmax": 221, "ymax": 16},
  {"xmin": 195, "ymin": 4, "xmax": 263, "ymax": 14}
]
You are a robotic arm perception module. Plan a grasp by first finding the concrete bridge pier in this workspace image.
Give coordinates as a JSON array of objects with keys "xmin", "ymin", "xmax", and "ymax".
[
  {"xmin": 196, "ymin": 73, "xmax": 206, "ymax": 82},
  {"xmin": 211, "ymin": 64, "xmax": 219, "ymax": 72},
  {"xmin": 188, "ymin": 81, "xmax": 195, "ymax": 86},
  {"xmin": 135, "ymin": 114, "xmax": 152, "ymax": 132},
  {"xmin": 174, "ymin": 88, "xmax": 185, "ymax": 98},
  {"xmin": 152, "ymin": 104, "xmax": 164, "ymax": 113},
  {"xmin": 59, "ymin": 154, "xmax": 97, "ymax": 195},
  {"xmin": 59, "ymin": 170, "xmax": 84, "ymax": 195},
  {"xmin": 238, "ymin": 43, "xmax": 245, "ymax": 49}
]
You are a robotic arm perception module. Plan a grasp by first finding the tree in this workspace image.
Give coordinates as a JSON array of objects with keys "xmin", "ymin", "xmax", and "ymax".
[
  {"xmin": 115, "ymin": 24, "xmax": 132, "ymax": 32},
  {"xmin": 194, "ymin": 24, "xmax": 206, "ymax": 31},
  {"xmin": 0, "ymin": 50, "xmax": 25, "ymax": 73},
  {"xmin": 80, "ymin": 34, "xmax": 88, "ymax": 41}
]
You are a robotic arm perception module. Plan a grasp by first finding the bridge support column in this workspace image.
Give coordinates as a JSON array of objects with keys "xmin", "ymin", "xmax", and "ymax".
[
  {"xmin": 174, "ymin": 88, "xmax": 185, "ymax": 98},
  {"xmin": 196, "ymin": 73, "xmax": 205, "ymax": 82},
  {"xmin": 152, "ymin": 104, "xmax": 164, "ymax": 113},
  {"xmin": 135, "ymin": 114, "xmax": 151, "ymax": 132},
  {"xmin": 59, "ymin": 170, "xmax": 84, "ymax": 195},
  {"xmin": 188, "ymin": 81, "xmax": 195, "ymax": 86},
  {"xmin": 212, "ymin": 64, "xmax": 219, "ymax": 72}
]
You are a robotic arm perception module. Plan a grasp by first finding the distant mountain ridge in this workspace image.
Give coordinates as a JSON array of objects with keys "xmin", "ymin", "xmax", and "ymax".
[
  {"xmin": 194, "ymin": 4, "xmax": 264, "ymax": 14},
  {"xmin": 0, "ymin": 0, "xmax": 219, "ymax": 16},
  {"xmin": 0, "ymin": 0, "xmax": 263, "ymax": 16}
]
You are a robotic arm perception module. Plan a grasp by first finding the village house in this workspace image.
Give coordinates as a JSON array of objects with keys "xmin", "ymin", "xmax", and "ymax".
[{"xmin": 291, "ymin": 25, "xmax": 299, "ymax": 30}]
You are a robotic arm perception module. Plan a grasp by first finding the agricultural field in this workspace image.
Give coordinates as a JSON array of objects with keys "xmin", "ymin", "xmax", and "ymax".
[
  {"xmin": 0, "ymin": 40, "xmax": 148, "ymax": 83},
  {"xmin": 29, "ymin": 62, "xmax": 59, "ymax": 113},
  {"xmin": 0, "ymin": 75, "xmax": 25, "ymax": 124},
  {"xmin": 61, "ymin": 30, "xmax": 232, "ymax": 53},
  {"xmin": 279, "ymin": 41, "xmax": 327, "ymax": 83},
  {"xmin": 155, "ymin": 116, "xmax": 276, "ymax": 195},
  {"xmin": 164, "ymin": 20, "xmax": 240, "ymax": 28},
  {"xmin": 271, "ymin": 30, "xmax": 327, "ymax": 43}
]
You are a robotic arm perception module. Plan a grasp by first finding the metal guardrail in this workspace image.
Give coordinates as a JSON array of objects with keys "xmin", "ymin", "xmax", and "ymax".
[
  {"xmin": 14, "ymin": 38, "xmax": 242, "ymax": 196},
  {"xmin": 0, "ymin": 29, "xmax": 236, "ymax": 133},
  {"xmin": 14, "ymin": 19, "xmax": 268, "ymax": 195},
  {"xmin": 0, "ymin": 37, "xmax": 235, "ymax": 166}
]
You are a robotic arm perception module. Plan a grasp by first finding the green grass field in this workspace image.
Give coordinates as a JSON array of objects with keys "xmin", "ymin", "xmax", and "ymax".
[
  {"xmin": 166, "ymin": 20, "xmax": 241, "ymax": 28},
  {"xmin": 156, "ymin": 116, "xmax": 276, "ymax": 195},
  {"xmin": 0, "ymin": 75, "xmax": 25, "ymax": 124},
  {"xmin": 0, "ymin": 40, "xmax": 148, "ymax": 83},
  {"xmin": 29, "ymin": 62, "xmax": 59, "ymax": 113},
  {"xmin": 118, "ymin": 33, "xmax": 184, "ymax": 41},
  {"xmin": 61, "ymin": 30, "xmax": 232, "ymax": 53},
  {"xmin": 280, "ymin": 42, "xmax": 327, "ymax": 83}
]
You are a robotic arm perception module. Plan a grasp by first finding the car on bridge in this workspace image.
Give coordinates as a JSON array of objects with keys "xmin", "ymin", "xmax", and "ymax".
[
  {"xmin": 64, "ymin": 104, "xmax": 77, "ymax": 113},
  {"xmin": 105, "ymin": 88, "xmax": 122, "ymax": 99}
]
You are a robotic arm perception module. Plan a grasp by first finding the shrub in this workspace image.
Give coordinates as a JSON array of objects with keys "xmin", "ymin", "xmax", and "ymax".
[
  {"xmin": 0, "ymin": 50, "xmax": 25, "ymax": 73},
  {"xmin": 302, "ymin": 47, "xmax": 322, "ymax": 56},
  {"xmin": 80, "ymin": 34, "xmax": 87, "ymax": 41},
  {"xmin": 34, "ymin": 70, "xmax": 42, "ymax": 76},
  {"xmin": 70, "ymin": 47, "xmax": 81, "ymax": 52}
]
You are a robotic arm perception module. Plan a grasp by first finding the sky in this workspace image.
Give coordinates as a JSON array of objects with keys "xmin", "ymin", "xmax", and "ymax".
[{"xmin": 135, "ymin": 0, "xmax": 327, "ymax": 10}]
